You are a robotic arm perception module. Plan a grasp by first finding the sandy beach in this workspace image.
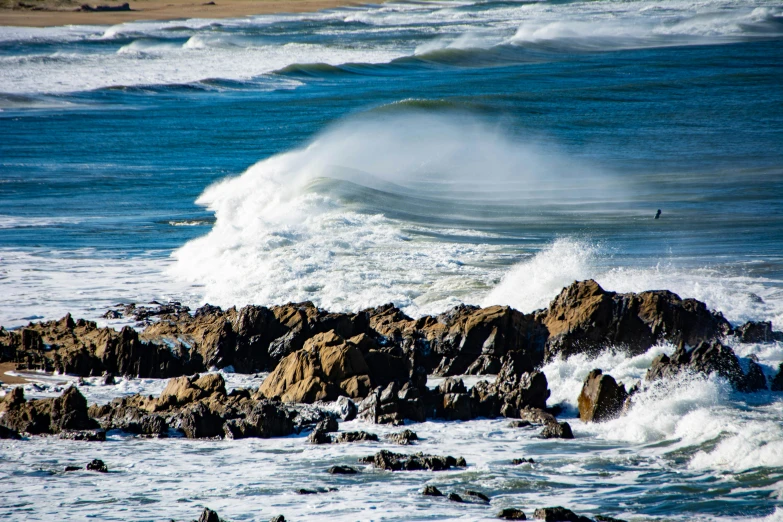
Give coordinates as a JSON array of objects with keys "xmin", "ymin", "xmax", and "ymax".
[{"xmin": 0, "ymin": 0, "xmax": 372, "ymax": 27}]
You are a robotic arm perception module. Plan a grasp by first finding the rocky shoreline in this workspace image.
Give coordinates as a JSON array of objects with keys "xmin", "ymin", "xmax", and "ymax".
[{"xmin": 1, "ymin": 279, "xmax": 782, "ymax": 521}]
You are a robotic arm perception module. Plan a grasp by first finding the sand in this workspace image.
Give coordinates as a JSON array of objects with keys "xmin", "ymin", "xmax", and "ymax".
[
  {"xmin": 0, "ymin": 362, "xmax": 31, "ymax": 384},
  {"xmin": 0, "ymin": 0, "xmax": 374, "ymax": 28}
]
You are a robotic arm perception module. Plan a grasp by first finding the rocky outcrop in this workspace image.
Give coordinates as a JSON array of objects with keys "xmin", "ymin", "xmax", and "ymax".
[
  {"xmin": 498, "ymin": 508, "xmax": 527, "ymax": 520},
  {"xmin": 358, "ymin": 381, "xmax": 427, "ymax": 425},
  {"xmin": 468, "ymin": 356, "xmax": 551, "ymax": 420},
  {"xmin": 0, "ymin": 386, "xmax": 99, "ymax": 435},
  {"xmin": 388, "ymin": 429, "xmax": 418, "ymax": 445},
  {"xmin": 540, "ymin": 280, "xmax": 730, "ymax": 360},
  {"xmin": 86, "ymin": 459, "xmax": 108, "ymax": 472},
  {"xmin": 578, "ymin": 369, "xmax": 628, "ymax": 422},
  {"xmin": 533, "ymin": 507, "xmax": 591, "ymax": 522},
  {"xmin": 732, "ymin": 321, "xmax": 783, "ymax": 343},
  {"xmin": 646, "ymin": 341, "xmax": 765, "ymax": 391},
  {"xmin": 540, "ymin": 421, "xmax": 574, "ymax": 439},
  {"xmin": 360, "ymin": 450, "xmax": 466, "ymax": 471}
]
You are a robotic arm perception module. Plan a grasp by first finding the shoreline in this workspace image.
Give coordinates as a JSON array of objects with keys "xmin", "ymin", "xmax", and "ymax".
[{"xmin": 0, "ymin": 0, "xmax": 375, "ymax": 28}]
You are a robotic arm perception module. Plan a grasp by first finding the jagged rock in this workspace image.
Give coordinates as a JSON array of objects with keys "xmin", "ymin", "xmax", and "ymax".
[
  {"xmin": 270, "ymin": 516, "xmax": 286, "ymax": 522},
  {"xmin": 744, "ymin": 360, "xmax": 767, "ymax": 392},
  {"xmin": 733, "ymin": 321, "xmax": 783, "ymax": 343},
  {"xmin": 315, "ymin": 417, "xmax": 338, "ymax": 433},
  {"xmin": 358, "ymin": 381, "xmax": 425, "ymax": 425},
  {"xmin": 578, "ymin": 369, "xmax": 628, "ymax": 422},
  {"xmin": 327, "ymin": 465, "xmax": 358, "ymax": 474},
  {"xmin": 222, "ymin": 401, "xmax": 295, "ymax": 439},
  {"xmin": 334, "ymin": 431, "xmax": 379, "ymax": 443},
  {"xmin": 258, "ymin": 331, "xmax": 373, "ymax": 403},
  {"xmin": 512, "ymin": 458, "xmax": 535, "ymax": 465},
  {"xmin": 197, "ymin": 508, "xmax": 221, "ymax": 522},
  {"xmin": 0, "ymin": 386, "xmax": 99, "ymax": 435},
  {"xmin": 469, "ymin": 360, "xmax": 551, "ymax": 420},
  {"xmin": 772, "ymin": 363, "xmax": 783, "ymax": 392},
  {"xmin": 88, "ymin": 401, "xmax": 168, "ymax": 437},
  {"xmin": 102, "ymin": 373, "xmax": 116, "ymax": 386},
  {"xmin": 448, "ymin": 493, "xmax": 463, "ymax": 502},
  {"xmin": 422, "ymin": 485, "xmax": 443, "ymax": 496},
  {"xmin": 498, "ymin": 508, "xmax": 527, "ymax": 520},
  {"xmin": 307, "ymin": 428, "xmax": 332, "ymax": 444},
  {"xmin": 159, "ymin": 374, "xmax": 227, "ymax": 408},
  {"xmin": 388, "ymin": 429, "xmax": 418, "ymax": 445},
  {"xmin": 360, "ymin": 450, "xmax": 466, "ymax": 471},
  {"xmin": 646, "ymin": 341, "xmax": 759, "ymax": 390},
  {"xmin": 86, "ymin": 459, "xmax": 108, "ymax": 472},
  {"xmin": 178, "ymin": 402, "xmax": 224, "ymax": 439},
  {"xmin": 541, "ymin": 280, "xmax": 730, "ymax": 360},
  {"xmin": 533, "ymin": 507, "xmax": 591, "ymax": 522},
  {"xmin": 58, "ymin": 429, "xmax": 106, "ymax": 441},
  {"xmin": 540, "ymin": 421, "xmax": 573, "ymax": 439}
]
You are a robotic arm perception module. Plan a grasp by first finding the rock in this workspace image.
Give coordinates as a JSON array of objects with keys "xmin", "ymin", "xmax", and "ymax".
[
  {"xmin": 533, "ymin": 507, "xmax": 591, "ymax": 522},
  {"xmin": 64, "ymin": 466, "xmax": 80, "ymax": 472},
  {"xmin": 422, "ymin": 485, "xmax": 443, "ymax": 496},
  {"xmin": 448, "ymin": 493, "xmax": 464, "ymax": 503},
  {"xmin": 222, "ymin": 400, "xmax": 295, "ymax": 439},
  {"xmin": 439, "ymin": 392, "xmax": 473, "ymax": 421},
  {"xmin": 465, "ymin": 490, "xmax": 490, "ymax": 502},
  {"xmin": 733, "ymin": 321, "xmax": 783, "ymax": 343},
  {"xmin": 102, "ymin": 373, "xmax": 116, "ymax": 386},
  {"xmin": 0, "ymin": 425, "xmax": 21, "ymax": 439},
  {"xmin": 541, "ymin": 280, "xmax": 730, "ymax": 360},
  {"xmin": 358, "ymin": 381, "xmax": 424, "ymax": 425},
  {"xmin": 197, "ymin": 508, "xmax": 221, "ymax": 522},
  {"xmin": 334, "ymin": 431, "xmax": 379, "ymax": 443},
  {"xmin": 512, "ymin": 458, "xmax": 535, "ymax": 465},
  {"xmin": 178, "ymin": 403, "xmax": 224, "ymax": 438},
  {"xmin": 335, "ymin": 396, "xmax": 357, "ymax": 421},
  {"xmin": 743, "ymin": 360, "xmax": 767, "ymax": 392},
  {"xmin": 86, "ymin": 459, "xmax": 108, "ymax": 472},
  {"xmin": 58, "ymin": 429, "xmax": 106, "ymax": 441},
  {"xmin": 360, "ymin": 450, "xmax": 465, "ymax": 471},
  {"xmin": 327, "ymin": 465, "xmax": 358, "ymax": 474},
  {"xmin": 498, "ymin": 508, "xmax": 527, "ymax": 520},
  {"xmin": 315, "ymin": 417, "xmax": 338, "ymax": 433},
  {"xmin": 0, "ymin": 386, "xmax": 99, "ymax": 435},
  {"xmin": 388, "ymin": 429, "xmax": 418, "ymax": 445},
  {"xmin": 269, "ymin": 516, "xmax": 286, "ymax": 522},
  {"xmin": 772, "ymin": 363, "xmax": 783, "ymax": 392},
  {"xmin": 595, "ymin": 516, "xmax": 628, "ymax": 522},
  {"xmin": 577, "ymin": 369, "xmax": 628, "ymax": 422},
  {"xmin": 646, "ymin": 341, "xmax": 751, "ymax": 389},
  {"xmin": 508, "ymin": 420, "xmax": 532, "ymax": 428},
  {"xmin": 307, "ymin": 428, "xmax": 332, "ymax": 444},
  {"xmin": 540, "ymin": 421, "xmax": 573, "ymax": 439}
]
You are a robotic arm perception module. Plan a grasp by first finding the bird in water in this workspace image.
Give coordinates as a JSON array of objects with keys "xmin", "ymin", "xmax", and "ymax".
[{"xmin": 655, "ymin": 209, "xmax": 661, "ymax": 219}]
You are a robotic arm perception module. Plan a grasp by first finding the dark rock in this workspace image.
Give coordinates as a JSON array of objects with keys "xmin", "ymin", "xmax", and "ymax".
[
  {"xmin": 465, "ymin": 490, "xmax": 490, "ymax": 502},
  {"xmin": 578, "ymin": 369, "xmax": 627, "ymax": 422},
  {"xmin": 388, "ymin": 429, "xmax": 418, "ymax": 445},
  {"xmin": 512, "ymin": 458, "xmax": 535, "ymax": 465},
  {"xmin": 498, "ymin": 508, "xmax": 527, "ymax": 520},
  {"xmin": 0, "ymin": 425, "xmax": 21, "ymax": 439},
  {"xmin": 448, "ymin": 493, "xmax": 463, "ymax": 502},
  {"xmin": 595, "ymin": 516, "xmax": 628, "ymax": 522},
  {"xmin": 58, "ymin": 429, "xmax": 106, "ymax": 441},
  {"xmin": 422, "ymin": 485, "xmax": 443, "ymax": 496},
  {"xmin": 178, "ymin": 403, "xmax": 224, "ymax": 439},
  {"xmin": 437, "ymin": 377, "xmax": 468, "ymax": 395},
  {"xmin": 0, "ymin": 386, "xmax": 99, "ymax": 435},
  {"xmin": 743, "ymin": 360, "xmax": 767, "ymax": 392},
  {"xmin": 307, "ymin": 428, "xmax": 332, "ymax": 444},
  {"xmin": 334, "ymin": 431, "xmax": 379, "ymax": 443},
  {"xmin": 86, "ymin": 459, "xmax": 108, "ymax": 472},
  {"xmin": 315, "ymin": 417, "xmax": 338, "ymax": 433},
  {"xmin": 646, "ymin": 341, "xmax": 750, "ymax": 389},
  {"xmin": 222, "ymin": 400, "xmax": 295, "ymax": 439},
  {"xmin": 360, "ymin": 450, "xmax": 465, "ymax": 471},
  {"xmin": 439, "ymin": 392, "xmax": 473, "ymax": 420},
  {"xmin": 733, "ymin": 321, "xmax": 782, "ymax": 343},
  {"xmin": 540, "ymin": 421, "xmax": 573, "ymax": 439},
  {"xmin": 335, "ymin": 396, "xmax": 357, "ymax": 421},
  {"xmin": 533, "ymin": 506, "xmax": 591, "ymax": 522},
  {"xmin": 541, "ymin": 280, "xmax": 730, "ymax": 360},
  {"xmin": 102, "ymin": 373, "xmax": 116, "ymax": 386},
  {"xmin": 772, "ymin": 363, "xmax": 783, "ymax": 392},
  {"xmin": 269, "ymin": 516, "xmax": 286, "ymax": 522},
  {"xmin": 64, "ymin": 466, "xmax": 80, "ymax": 472},
  {"xmin": 327, "ymin": 465, "xmax": 358, "ymax": 474},
  {"xmin": 508, "ymin": 420, "xmax": 532, "ymax": 428},
  {"xmin": 197, "ymin": 508, "xmax": 221, "ymax": 522}
]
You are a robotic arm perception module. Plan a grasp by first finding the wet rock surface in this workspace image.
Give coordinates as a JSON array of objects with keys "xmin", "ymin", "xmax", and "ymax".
[
  {"xmin": 360, "ymin": 450, "xmax": 466, "ymax": 471},
  {"xmin": 0, "ymin": 386, "xmax": 99, "ymax": 435},
  {"xmin": 498, "ymin": 508, "xmax": 527, "ymax": 520},
  {"xmin": 578, "ymin": 369, "xmax": 628, "ymax": 422}
]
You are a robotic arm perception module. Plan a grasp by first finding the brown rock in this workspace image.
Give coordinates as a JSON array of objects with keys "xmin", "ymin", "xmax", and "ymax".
[{"xmin": 578, "ymin": 369, "xmax": 628, "ymax": 422}]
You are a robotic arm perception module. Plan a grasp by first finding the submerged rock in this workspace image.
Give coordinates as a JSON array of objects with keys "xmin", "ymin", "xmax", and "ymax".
[
  {"xmin": 498, "ymin": 508, "xmax": 527, "ymax": 520},
  {"xmin": 360, "ymin": 450, "xmax": 466, "ymax": 471},
  {"xmin": 327, "ymin": 465, "xmax": 358, "ymax": 474},
  {"xmin": 422, "ymin": 485, "xmax": 443, "ymax": 496},
  {"xmin": 86, "ymin": 459, "xmax": 108, "ymax": 472},
  {"xmin": 577, "ymin": 369, "xmax": 628, "ymax": 422}
]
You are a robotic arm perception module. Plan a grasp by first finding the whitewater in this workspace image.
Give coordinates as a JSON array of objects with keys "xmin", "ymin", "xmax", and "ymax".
[{"xmin": 1, "ymin": 0, "xmax": 783, "ymax": 519}]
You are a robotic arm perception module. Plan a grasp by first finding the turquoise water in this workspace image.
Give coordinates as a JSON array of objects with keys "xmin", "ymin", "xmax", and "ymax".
[{"xmin": 1, "ymin": 1, "xmax": 783, "ymax": 519}]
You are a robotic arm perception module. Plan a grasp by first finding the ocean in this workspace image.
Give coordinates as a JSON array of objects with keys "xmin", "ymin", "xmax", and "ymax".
[{"xmin": 1, "ymin": 0, "xmax": 782, "ymax": 519}]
